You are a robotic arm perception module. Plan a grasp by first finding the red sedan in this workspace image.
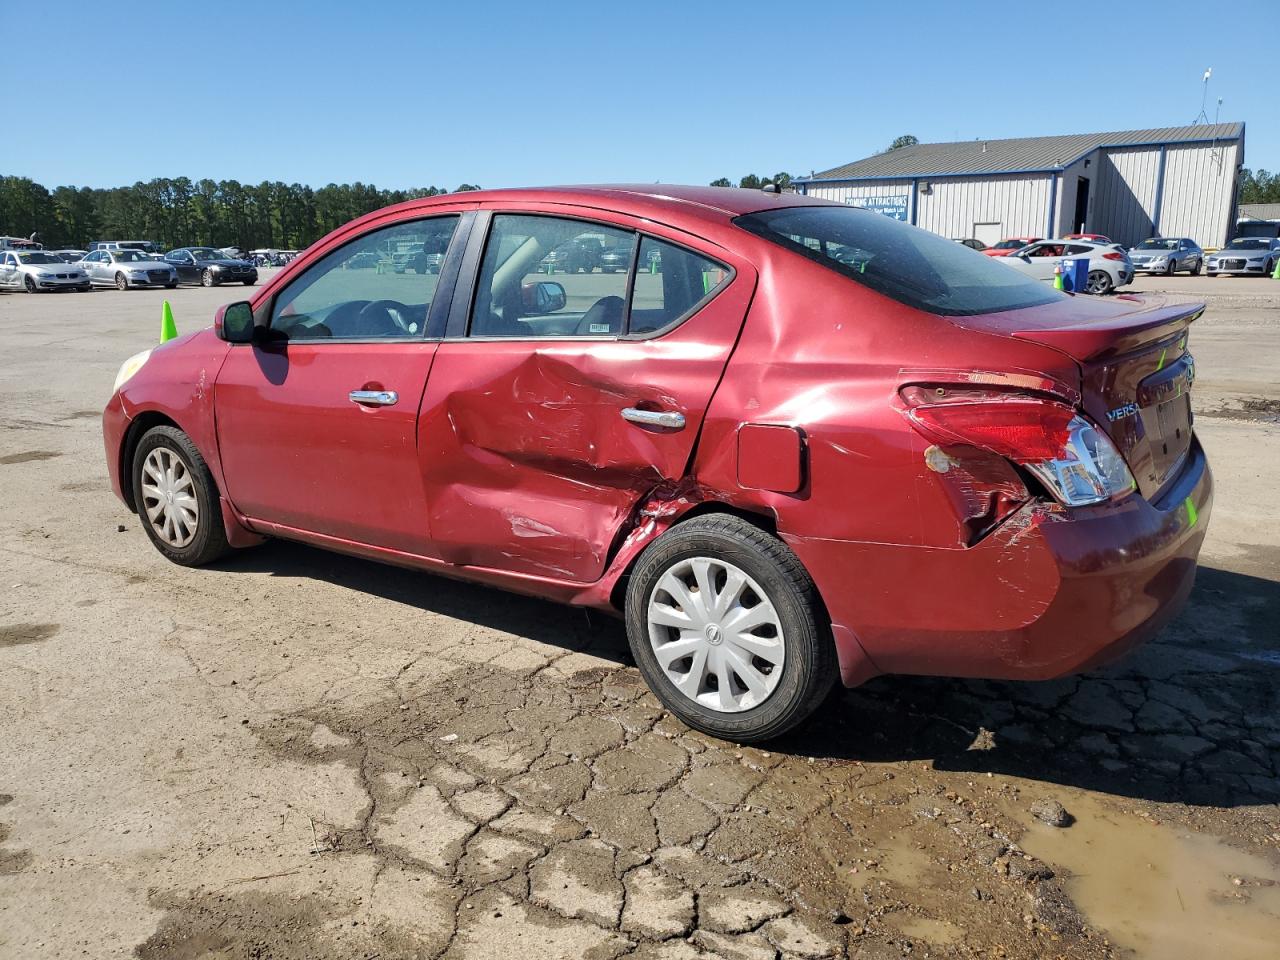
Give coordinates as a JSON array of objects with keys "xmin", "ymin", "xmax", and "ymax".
[
  {"xmin": 984, "ymin": 237, "xmax": 1043, "ymax": 257},
  {"xmin": 102, "ymin": 186, "xmax": 1211, "ymax": 742}
]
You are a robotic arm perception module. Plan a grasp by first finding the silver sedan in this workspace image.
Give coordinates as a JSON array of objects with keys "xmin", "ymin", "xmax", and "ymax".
[
  {"xmin": 80, "ymin": 249, "xmax": 178, "ymax": 290},
  {"xmin": 1205, "ymin": 237, "xmax": 1280, "ymax": 276},
  {"xmin": 0, "ymin": 249, "xmax": 91, "ymax": 292}
]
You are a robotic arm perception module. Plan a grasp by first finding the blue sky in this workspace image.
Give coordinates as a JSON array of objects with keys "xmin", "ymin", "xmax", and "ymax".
[{"xmin": 7, "ymin": 2, "xmax": 1272, "ymax": 190}]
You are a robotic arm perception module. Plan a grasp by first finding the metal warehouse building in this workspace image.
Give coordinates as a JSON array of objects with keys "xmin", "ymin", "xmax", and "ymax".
[{"xmin": 794, "ymin": 122, "xmax": 1244, "ymax": 249}]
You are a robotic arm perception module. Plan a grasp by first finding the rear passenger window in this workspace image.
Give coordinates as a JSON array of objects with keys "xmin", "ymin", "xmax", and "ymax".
[
  {"xmin": 628, "ymin": 238, "xmax": 731, "ymax": 335},
  {"xmin": 471, "ymin": 215, "xmax": 635, "ymax": 338}
]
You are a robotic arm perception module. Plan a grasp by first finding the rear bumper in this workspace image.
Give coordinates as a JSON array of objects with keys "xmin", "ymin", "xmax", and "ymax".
[{"xmin": 787, "ymin": 438, "xmax": 1212, "ymax": 686}]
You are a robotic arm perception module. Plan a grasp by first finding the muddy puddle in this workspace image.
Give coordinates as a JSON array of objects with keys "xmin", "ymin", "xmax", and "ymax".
[{"xmin": 1014, "ymin": 790, "xmax": 1280, "ymax": 959}]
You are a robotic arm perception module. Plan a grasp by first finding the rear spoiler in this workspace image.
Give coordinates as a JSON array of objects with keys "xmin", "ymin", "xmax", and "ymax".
[{"xmin": 1011, "ymin": 300, "xmax": 1204, "ymax": 363}]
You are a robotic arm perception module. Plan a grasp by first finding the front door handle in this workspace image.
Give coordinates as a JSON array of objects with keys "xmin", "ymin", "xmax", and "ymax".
[
  {"xmin": 349, "ymin": 389, "xmax": 398, "ymax": 407},
  {"xmin": 621, "ymin": 407, "xmax": 685, "ymax": 429}
]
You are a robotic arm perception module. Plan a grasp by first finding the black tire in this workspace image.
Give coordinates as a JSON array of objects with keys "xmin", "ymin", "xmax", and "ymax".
[
  {"xmin": 1164, "ymin": 258, "xmax": 1176, "ymax": 276},
  {"xmin": 166, "ymin": 282, "xmax": 178, "ymax": 289},
  {"xmin": 131, "ymin": 425, "xmax": 232, "ymax": 567},
  {"xmin": 1086, "ymin": 269, "xmax": 1113, "ymax": 295},
  {"xmin": 625, "ymin": 514, "xmax": 837, "ymax": 743},
  {"xmin": 1190, "ymin": 259, "xmax": 1202, "ymax": 276},
  {"xmin": 115, "ymin": 272, "xmax": 129, "ymax": 291},
  {"xmin": 1267, "ymin": 258, "xmax": 1277, "ymax": 278},
  {"xmin": 78, "ymin": 284, "xmax": 91, "ymax": 292},
  {"xmin": 23, "ymin": 275, "xmax": 37, "ymax": 293},
  {"xmin": 243, "ymin": 279, "xmax": 255, "ymax": 286},
  {"xmin": 201, "ymin": 269, "xmax": 216, "ymax": 287}
]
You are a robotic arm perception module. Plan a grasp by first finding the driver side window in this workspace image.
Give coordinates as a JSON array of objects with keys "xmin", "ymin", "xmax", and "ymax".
[{"xmin": 270, "ymin": 216, "xmax": 459, "ymax": 341}]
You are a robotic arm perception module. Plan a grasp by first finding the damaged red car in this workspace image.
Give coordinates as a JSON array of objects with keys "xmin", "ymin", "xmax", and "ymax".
[{"xmin": 102, "ymin": 186, "xmax": 1211, "ymax": 742}]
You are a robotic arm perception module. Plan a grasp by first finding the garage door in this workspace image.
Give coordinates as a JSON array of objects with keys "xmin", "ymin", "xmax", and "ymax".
[{"xmin": 973, "ymin": 222, "xmax": 1003, "ymax": 246}]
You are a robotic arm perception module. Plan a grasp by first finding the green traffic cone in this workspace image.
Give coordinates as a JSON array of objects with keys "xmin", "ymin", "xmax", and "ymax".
[
  {"xmin": 160, "ymin": 300, "xmax": 177, "ymax": 343},
  {"xmin": 1273, "ymin": 258, "xmax": 1280, "ymax": 280}
]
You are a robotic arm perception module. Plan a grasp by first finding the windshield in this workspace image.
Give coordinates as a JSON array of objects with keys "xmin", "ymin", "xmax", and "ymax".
[
  {"xmin": 113, "ymin": 251, "xmax": 151, "ymax": 262},
  {"xmin": 1137, "ymin": 238, "xmax": 1179, "ymax": 250},
  {"xmin": 1224, "ymin": 238, "xmax": 1270, "ymax": 250},
  {"xmin": 17, "ymin": 252, "xmax": 62, "ymax": 264},
  {"xmin": 735, "ymin": 205, "xmax": 1060, "ymax": 317}
]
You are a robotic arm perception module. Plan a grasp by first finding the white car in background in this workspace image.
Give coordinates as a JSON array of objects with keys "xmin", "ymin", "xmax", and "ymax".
[
  {"xmin": 996, "ymin": 239, "xmax": 1133, "ymax": 294},
  {"xmin": 0, "ymin": 249, "xmax": 91, "ymax": 293}
]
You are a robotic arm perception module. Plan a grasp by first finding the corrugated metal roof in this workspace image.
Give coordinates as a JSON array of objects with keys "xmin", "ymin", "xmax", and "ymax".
[
  {"xmin": 1239, "ymin": 202, "xmax": 1280, "ymax": 221},
  {"xmin": 803, "ymin": 123, "xmax": 1244, "ymax": 181}
]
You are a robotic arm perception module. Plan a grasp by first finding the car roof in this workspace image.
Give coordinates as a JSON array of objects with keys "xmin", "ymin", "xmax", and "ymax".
[{"xmin": 378, "ymin": 184, "xmax": 834, "ymax": 225}]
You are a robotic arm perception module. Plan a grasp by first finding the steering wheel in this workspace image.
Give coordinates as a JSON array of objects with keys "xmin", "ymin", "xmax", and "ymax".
[{"xmin": 359, "ymin": 299, "xmax": 417, "ymax": 335}]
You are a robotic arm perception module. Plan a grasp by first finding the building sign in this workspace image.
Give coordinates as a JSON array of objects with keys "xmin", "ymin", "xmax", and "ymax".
[{"xmin": 844, "ymin": 193, "xmax": 909, "ymax": 221}]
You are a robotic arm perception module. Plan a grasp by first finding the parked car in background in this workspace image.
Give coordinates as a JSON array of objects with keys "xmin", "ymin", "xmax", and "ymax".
[
  {"xmin": 541, "ymin": 236, "xmax": 604, "ymax": 273},
  {"xmin": 984, "ymin": 237, "xmax": 1043, "ymax": 257},
  {"xmin": 102, "ymin": 185, "xmax": 1210, "ymax": 742},
  {"xmin": 952, "ymin": 238, "xmax": 987, "ymax": 251},
  {"xmin": 1063, "ymin": 233, "xmax": 1112, "ymax": 243},
  {"xmin": 88, "ymin": 240, "xmax": 164, "ymax": 256},
  {"xmin": 1128, "ymin": 237, "xmax": 1203, "ymax": 275},
  {"xmin": 50, "ymin": 249, "xmax": 89, "ymax": 263},
  {"xmin": 996, "ymin": 239, "xmax": 1132, "ymax": 294},
  {"xmin": 0, "ymin": 249, "xmax": 90, "ymax": 292},
  {"xmin": 395, "ymin": 250, "xmax": 443, "ymax": 274},
  {"xmin": 1205, "ymin": 237, "xmax": 1280, "ymax": 276},
  {"xmin": 164, "ymin": 247, "xmax": 258, "ymax": 287},
  {"xmin": 81, "ymin": 249, "xmax": 177, "ymax": 290}
]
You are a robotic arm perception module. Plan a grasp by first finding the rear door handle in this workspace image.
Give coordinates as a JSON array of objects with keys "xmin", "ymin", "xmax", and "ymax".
[
  {"xmin": 349, "ymin": 390, "xmax": 398, "ymax": 407},
  {"xmin": 621, "ymin": 407, "xmax": 685, "ymax": 429}
]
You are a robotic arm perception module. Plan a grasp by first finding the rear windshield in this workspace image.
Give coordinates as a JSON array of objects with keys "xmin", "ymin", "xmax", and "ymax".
[{"xmin": 735, "ymin": 206, "xmax": 1060, "ymax": 316}]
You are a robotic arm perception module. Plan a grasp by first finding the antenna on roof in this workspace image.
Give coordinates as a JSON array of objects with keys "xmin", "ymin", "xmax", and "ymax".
[{"xmin": 1193, "ymin": 67, "xmax": 1213, "ymax": 124}]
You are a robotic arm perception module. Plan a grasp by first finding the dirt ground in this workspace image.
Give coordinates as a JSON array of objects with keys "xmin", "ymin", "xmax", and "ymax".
[{"xmin": 1, "ymin": 272, "xmax": 1278, "ymax": 960}]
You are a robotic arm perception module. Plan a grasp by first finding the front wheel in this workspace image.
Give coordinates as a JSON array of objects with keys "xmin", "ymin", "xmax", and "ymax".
[
  {"xmin": 24, "ymin": 275, "xmax": 38, "ymax": 293},
  {"xmin": 115, "ymin": 272, "xmax": 129, "ymax": 291},
  {"xmin": 243, "ymin": 279, "xmax": 256, "ymax": 286},
  {"xmin": 625, "ymin": 514, "xmax": 836, "ymax": 743},
  {"xmin": 1086, "ymin": 269, "xmax": 1114, "ymax": 295},
  {"xmin": 1164, "ymin": 258, "xmax": 1176, "ymax": 276},
  {"xmin": 131, "ymin": 426, "xmax": 232, "ymax": 566},
  {"xmin": 201, "ymin": 269, "xmax": 216, "ymax": 287},
  {"xmin": 1190, "ymin": 259, "xmax": 1202, "ymax": 276}
]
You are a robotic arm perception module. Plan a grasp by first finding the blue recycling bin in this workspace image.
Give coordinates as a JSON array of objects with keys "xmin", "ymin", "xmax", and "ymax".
[{"xmin": 1060, "ymin": 257, "xmax": 1090, "ymax": 293}]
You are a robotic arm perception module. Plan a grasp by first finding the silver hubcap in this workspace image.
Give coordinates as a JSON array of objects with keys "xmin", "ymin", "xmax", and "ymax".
[
  {"xmin": 140, "ymin": 448, "xmax": 199, "ymax": 548},
  {"xmin": 647, "ymin": 557, "xmax": 785, "ymax": 713}
]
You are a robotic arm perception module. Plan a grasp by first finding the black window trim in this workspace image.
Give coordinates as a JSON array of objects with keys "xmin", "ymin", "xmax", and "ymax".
[
  {"xmin": 246, "ymin": 211, "xmax": 474, "ymax": 346},
  {"xmin": 453, "ymin": 209, "xmax": 736, "ymax": 344}
]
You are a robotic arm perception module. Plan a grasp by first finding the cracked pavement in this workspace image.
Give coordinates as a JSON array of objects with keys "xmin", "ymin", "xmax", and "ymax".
[{"xmin": 1, "ymin": 275, "xmax": 1279, "ymax": 959}]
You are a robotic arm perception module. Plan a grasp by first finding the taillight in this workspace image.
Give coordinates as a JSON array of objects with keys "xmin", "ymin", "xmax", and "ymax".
[
  {"xmin": 908, "ymin": 399, "xmax": 1135, "ymax": 507},
  {"xmin": 1102, "ymin": 251, "xmax": 1126, "ymax": 261}
]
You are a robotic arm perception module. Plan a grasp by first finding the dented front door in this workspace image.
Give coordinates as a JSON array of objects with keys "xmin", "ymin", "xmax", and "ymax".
[{"xmin": 417, "ymin": 265, "xmax": 755, "ymax": 583}]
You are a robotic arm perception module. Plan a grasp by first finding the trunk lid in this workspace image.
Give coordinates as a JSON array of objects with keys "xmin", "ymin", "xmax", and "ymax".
[{"xmin": 949, "ymin": 295, "xmax": 1203, "ymax": 500}]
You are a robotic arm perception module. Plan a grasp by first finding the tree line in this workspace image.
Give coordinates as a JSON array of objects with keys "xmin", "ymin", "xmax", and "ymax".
[
  {"xmin": 0, "ymin": 175, "xmax": 481, "ymax": 251},
  {"xmin": 1241, "ymin": 169, "xmax": 1280, "ymax": 204}
]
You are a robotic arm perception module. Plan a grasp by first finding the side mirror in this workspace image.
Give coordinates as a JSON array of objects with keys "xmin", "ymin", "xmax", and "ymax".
[
  {"xmin": 521, "ymin": 279, "xmax": 566, "ymax": 314},
  {"xmin": 1018, "ymin": 253, "xmax": 1032, "ymax": 263},
  {"xmin": 216, "ymin": 301, "xmax": 255, "ymax": 343}
]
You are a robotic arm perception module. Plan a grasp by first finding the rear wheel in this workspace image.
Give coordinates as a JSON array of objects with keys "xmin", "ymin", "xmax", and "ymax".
[
  {"xmin": 1086, "ymin": 269, "xmax": 1113, "ymax": 295},
  {"xmin": 131, "ymin": 426, "xmax": 232, "ymax": 567},
  {"xmin": 625, "ymin": 514, "xmax": 836, "ymax": 743},
  {"xmin": 115, "ymin": 272, "xmax": 128, "ymax": 291}
]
